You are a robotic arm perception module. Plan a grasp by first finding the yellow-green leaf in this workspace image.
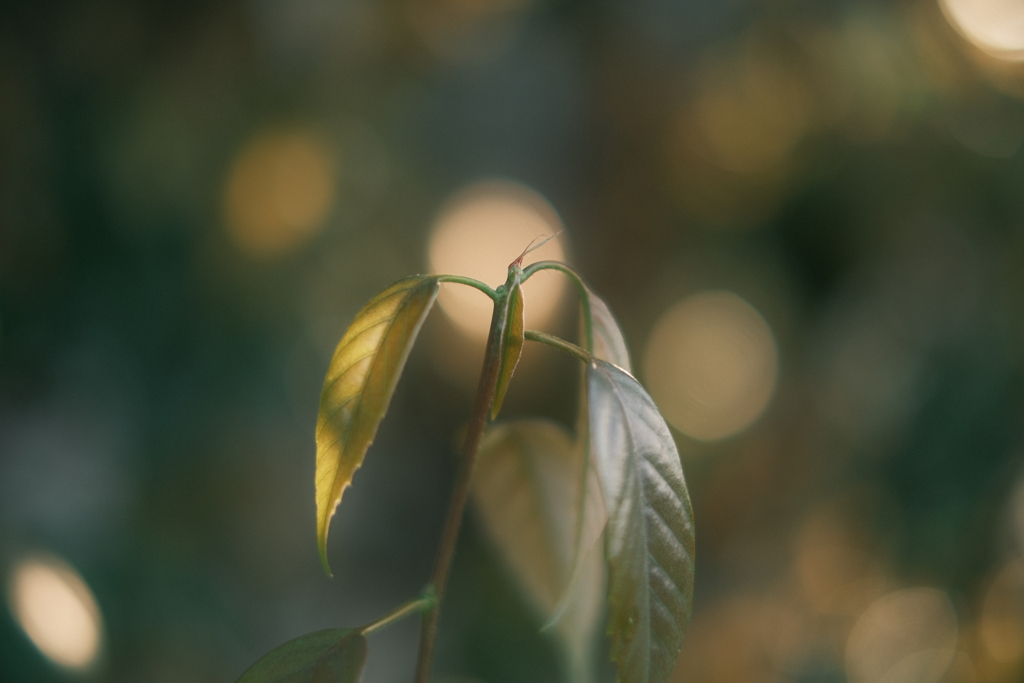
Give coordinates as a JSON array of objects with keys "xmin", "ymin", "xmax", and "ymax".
[
  {"xmin": 472, "ymin": 419, "xmax": 605, "ymax": 683},
  {"xmin": 316, "ymin": 275, "xmax": 439, "ymax": 575},
  {"xmin": 236, "ymin": 629, "xmax": 367, "ymax": 683},
  {"xmin": 490, "ymin": 281, "xmax": 525, "ymax": 419},
  {"xmin": 587, "ymin": 359, "xmax": 695, "ymax": 683}
]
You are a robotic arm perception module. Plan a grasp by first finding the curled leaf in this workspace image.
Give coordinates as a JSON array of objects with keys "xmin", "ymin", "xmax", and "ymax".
[
  {"xmin": 237, "ymin": 629, "xmax": 367, "ymax": 683},
  {"xmin": 472, "ymin": 419, "xmax": 605, "ymax": 683},
  {"xmin": 491, "ymin": 280, "xmax": 525, "ymax": 419},
  {"xmin": 586, "ymin": 286, "xmax": 631, "ymax": 372},
  {"xmin": 548, "ymin": 285, "xmax": 629, "ymax": 623},
  {"xmin": 316, "ymin": 276, "xmax": 439, "ymax": 575},
  {"xmin": 587, "ymin": 359, "xmax": 695, "ymax": 683}
]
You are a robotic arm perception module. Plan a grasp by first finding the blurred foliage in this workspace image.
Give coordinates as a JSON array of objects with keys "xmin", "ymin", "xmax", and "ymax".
[{"xmin": 2, "ymin": 0, "xmax": 1024, "ymax": 682}]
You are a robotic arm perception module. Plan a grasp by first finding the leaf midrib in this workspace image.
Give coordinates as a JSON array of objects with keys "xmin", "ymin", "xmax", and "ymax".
[
  {"xmin": 600, "ymin": 365, "xmax": 652, "ymax": 683},
  {"xmin": 598, "ymin": 363, "xmax": 692, "ymax": 683}
]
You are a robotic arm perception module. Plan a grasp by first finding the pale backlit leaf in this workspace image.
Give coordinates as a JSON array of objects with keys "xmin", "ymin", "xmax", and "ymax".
[
  {"xmin": 568, "ymin": 286, "xmax": 631, "ymax": 573},
  {"xmin": 472, "ymin": 419, "xmax": 605, "ymax": 683},
  {"xmin": 546, "ymin": 285, "xmax": 630, "ymax": 626},
  {"xmin": 316, "ymin": 276, "xmax": 439, "ymax": 574},
  {"xmin": 491, "ymin": 280, "xmax": 525, "ymax": 419},
  {"xmin": 587, "ymin": 359, "xmax": 695, "ymax": 683},
  {"xmin": 237, "ymin": 629, "xmax": 367, "ymax": 683},
  {"xmin": 587, "ymin": 287, "xmax": 631, "ymax": 372}
]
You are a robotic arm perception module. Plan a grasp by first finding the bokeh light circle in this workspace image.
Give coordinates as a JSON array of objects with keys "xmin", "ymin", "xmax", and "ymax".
[
  {"xmin": 980, "ymin": 560, "xmax": 1024, "ymax": 663},
  {"xmin": 846, "ymin": 587, "xmax": 958, "ymax": 683},
  {"xmin": 427, "ymin": 180, "xmax": 566, "ymax": 340},
  {"xmin": 940, "ymin": 0, "xmax": 1024, "ymax": 61},
  {"xmin": 225, "ymin": 129, "xmax": 335, "ymax": 257},
  {"xmin": 407, "ymin": 0, "xmax": 533, "ymax": 63},
  {"xmin": 7, "ymin": 554, "xmax": 104, "ymax": 671},
  {"xmin": 643, "ymin": 291, "xmax": 777, "ymax": 441},
  {"xmin": 692, "ymin": 49, "xmax": 809, "ymax": 175}
]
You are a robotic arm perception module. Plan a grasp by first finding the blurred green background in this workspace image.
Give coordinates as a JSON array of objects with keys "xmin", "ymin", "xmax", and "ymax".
[{"xmin": 2, "ymin": 0, "xmax": 1024, "ymax": 681}]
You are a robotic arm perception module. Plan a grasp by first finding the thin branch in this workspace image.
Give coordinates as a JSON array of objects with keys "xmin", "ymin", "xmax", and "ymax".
[
  {"xmin": 436, "ymin": 274, "xmax": 498, "ymax": 301},
  {"xmin": 413, "ymin": 286, "xmax": 509, "ymax": 682},
  {"xmin": 359, "ymin": 594, "xmax": 435, "ymax": 636},
  {"xmin": 524, "ymin": 330, "xmax": 592, "ymax": 364},
  {"xmin": 519, "ymin": 261, "xmax": 593, "ymax": 353}
]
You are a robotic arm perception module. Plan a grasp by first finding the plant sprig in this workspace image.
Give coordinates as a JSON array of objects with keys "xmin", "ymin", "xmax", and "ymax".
[{"xmin": 236, "ymin": 252, "xmax": 695, "ymax": 683}]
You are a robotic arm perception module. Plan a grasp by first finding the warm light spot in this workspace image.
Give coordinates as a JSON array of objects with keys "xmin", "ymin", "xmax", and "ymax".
[
  {"xmin": 7, "ymin": 554, "xmax": 103, "ymax": 670},
  {"xmin": 666, "ymin": 36, "xmax": 819, "ymax": 226},
  {"xmin": 690, "ymin": 42, "xmax": 810, "ymax": 175},
  {"xmin": 643, "ymin": 291, "xmax": 777, "ymax": 441},
  {"xmin": 940, "ymin": 0, "xmax": 1024, "ymax": 61},
  {"xmin": 980, "ymin": 560, "xmax": 1024, "ymax": 663},
  {"xmin": 671, "ymin": 595, "xmax": 808, "ymax": 682},
  {"xmin": 427, "ymin": 180, "xmax": 566, "ymax": 341},
  {"xmin": 225, "ymin": 129, "xmax": 335, "ymax": 257},
  {"xmin": 406, "ymin": 0, "xmax": 532, "ymax": 63},
  {"xmin": 846, "ymin": 588, "xmax": 958, "ymax": 683},
  {"xmin": 795, "ymin": 510, "xmax": 888, "ymax": 617},
  {"xmin": 944, "ymin": 651, "xmax": 978, "ymax": 683}
]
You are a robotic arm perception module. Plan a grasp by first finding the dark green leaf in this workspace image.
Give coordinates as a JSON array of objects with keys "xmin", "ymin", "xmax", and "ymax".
[
  {"xmin": 237, "ymin": 629, "xmax": 367, "ymax": 683},
  {"xmin": 316, "ymin": 276, "xmax": 439, "ymax": 574},
  {"xmin": 587, "ymin": 360, "xmax": 695, "ymax": 683}
]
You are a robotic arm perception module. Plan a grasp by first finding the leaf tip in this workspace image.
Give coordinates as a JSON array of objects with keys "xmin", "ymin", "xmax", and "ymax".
[
  {"xmin": 318, "ymin": 530, "xmax": 334, "ymax": 578},
  {"xmin": 489, "ymin": 398, "xmax": 504, "ymax": 421}
]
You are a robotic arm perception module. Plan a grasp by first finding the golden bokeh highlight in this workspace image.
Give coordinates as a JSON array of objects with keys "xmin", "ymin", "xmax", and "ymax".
[
  {"xmin": 666, "ymin": 37, "xmax": 813, "ymax": 227},
  {"xmin": 7, "ymin": 554, "xmax": 104, "ymax": 671},
  {"xmin": 225, "ymin": 129, "xmax": 335, "ymax": 257},
  {"xmin": 406, "ymin": 0, "xmax": 532, "ymax": 63},
  {"xmin": 670, "ymin": 594, "xmax": 806, "ymax": 683},
  {"xmin": 795, "ymin": 510, "xmax": 889, "ymax": 617},
  {"xmin": 427, "ymin": 180, "xmax": 566, "ymax": 341},
  {"xmin": 944, "ymin": 651, "xmax": 978, "ymax": 683},
  {"xmin": 691, "ymin": 44, "xmax": 811, "ymax": 176},
  {"xmin": 980, "ymin": 560, "xmax": 1024, "ymax": 663},
  {"xmin": 940, "ymin": 0, "xmax": 1024, "ymax": 62},
  {"xmin": 846, "ymin": 587, "xmax": 958, "ymax": 683},
  {"xmin": 643, "ymin": 291, "xmax": 777, "ymax": 442}
]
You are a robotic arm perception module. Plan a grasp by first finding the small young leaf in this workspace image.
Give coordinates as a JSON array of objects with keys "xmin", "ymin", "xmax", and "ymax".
[
  {"xmin": 472, "ymin": 419, "xmax": 605, "ymax": 683},
  {"xmin": 587, "ymin": 360, "xmax": 695, "ymax": 683},
  {"xmin": 490, "ymin": 281, "xmax": 525, "ymax": 419},
  {"xmin": 237, "ymin": 629, "xmax": 367, "ymax": 683},
  {"xmin": 316, "ymin": 275, "xmax": 439, "ymax": 575}
]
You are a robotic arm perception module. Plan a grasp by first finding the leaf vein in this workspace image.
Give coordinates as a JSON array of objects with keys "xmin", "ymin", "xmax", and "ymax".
[
  {"xmin": 643, "ymin": 498, "xmax": 689, "ymax": 564},
  {"xmin": 647, "ymin": 548, "xmax": 687, "ymax": 608},
  {"xmin": 317, "ymin": 321, "xmax": 392, "ymax": 402},
  {"xmin": 641, "ymin": 450, "xmax": 684, "ymax": 497}
]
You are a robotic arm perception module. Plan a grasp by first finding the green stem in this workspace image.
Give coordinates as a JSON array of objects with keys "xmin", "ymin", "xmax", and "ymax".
[
  {"xmin": 414, "ymin": 290, "xmax": 509, "ymax": 683},
  {"xmin": 519, "ymin": 261, "xmax": 593, "ymax": 353},
  {"xmin": 524, "ymin": 330, "xmax": 592, "ymax": 364},
  {"xmin": 359, "ymin": 594, "xmax": 435, "ymax": 636},
  {"xmin": 436, "ymin": 274, "xmax": 498, "ymax": 300}
]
